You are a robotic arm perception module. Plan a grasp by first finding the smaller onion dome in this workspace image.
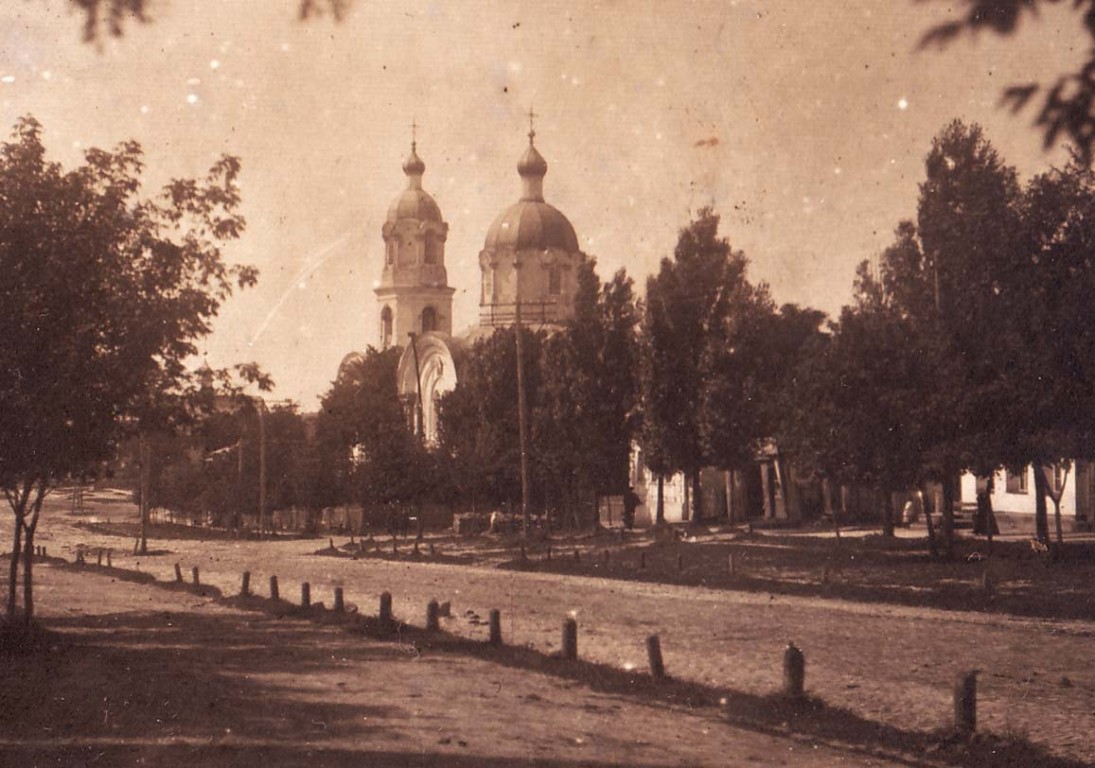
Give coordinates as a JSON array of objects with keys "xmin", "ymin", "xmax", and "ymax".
[
  {"xmin": 517, "ymin": 141, "xmax": 548, "ymax": 178},
  {"xmin": 386, "ymin": 142, "xmax": 443, "ymax": 224},
  {"xmin": 402, "ymin": 144, "xmax": 426, "ymax": 176}
]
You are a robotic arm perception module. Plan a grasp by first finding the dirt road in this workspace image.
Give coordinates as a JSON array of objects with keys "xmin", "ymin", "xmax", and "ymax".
[{"xmin": 22, "ymin": 506, "xmax": 1095, "ymax": 766}]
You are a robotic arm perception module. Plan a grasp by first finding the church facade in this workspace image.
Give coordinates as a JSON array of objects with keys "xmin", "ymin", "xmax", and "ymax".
[{"xmin": 368, "ymin": 127, "xmax": 587, "ymax": 443}]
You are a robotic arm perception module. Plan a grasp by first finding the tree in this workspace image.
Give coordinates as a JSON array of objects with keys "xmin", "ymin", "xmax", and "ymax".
[
  {"xmin": 639, "ymin": 208, "xmax": 773, "ymax": 525},
  {"xmin": 436, "ymin": 329, "xmax": 546, "ymax": 514},
  {"xmin": 1008, "ymin": 156, "xmax": 1095, "ymax": 543},
  {"xmin": 920, "ymin": 0, "xmax": 1095, "ymax": 164},
  {"xmin": 914, "ymin": 120, "xmax": 1024, "ymax": 553},
  {"xmin": 317, "ymin": 346, "xmax": 435, "ymax": 514},
  {"xmin": 538, "ymin": 260, "xmax": 639, "ymax": 526},
  {"xmin": 785, "ymin": 262, "xmax": 938, "ymax": 537},
  {"xmin": 0, "ymin": 116, "xmax": 253, "ymax": 626}
]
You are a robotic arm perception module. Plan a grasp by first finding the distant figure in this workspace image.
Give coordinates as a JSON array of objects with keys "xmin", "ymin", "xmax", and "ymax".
[
  {"xmin": 489, "ymin": 509, "xmax": 502, "ymax": 534},
  {"xmin": 622, "ymin": 486, "xmax": 642, "ymax": 530}
]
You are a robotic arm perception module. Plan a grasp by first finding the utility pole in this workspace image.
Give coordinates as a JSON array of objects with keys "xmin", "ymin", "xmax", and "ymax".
[
  {"xmin": 513, "ymin": 259, "xmax": 532, "ymax": 538},
  {"xmin": 257, "ymin": 397, "xmax": 267, "ymax": 537}
]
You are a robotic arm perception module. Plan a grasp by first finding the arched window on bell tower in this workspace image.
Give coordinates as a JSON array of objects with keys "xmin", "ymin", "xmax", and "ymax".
[
  {"xmin": 421, "ymin": 306, "xmax": 437, "ymax": 333},
  {"xmin": 381, "ymin": 305, "xmax": 393, "ymax": 348}
]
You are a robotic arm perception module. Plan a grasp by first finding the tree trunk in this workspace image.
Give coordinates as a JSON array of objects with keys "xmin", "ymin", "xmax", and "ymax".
[
  {"xmin": 1033, "ymin": 464, "xmax": 1050, "ymax": 544},
  {"xmin": 723, "ymin": 470, "xmax": 733, "ymax": 523},
  {"xmin": 921, "ymin": 483, "xmax": 939, "ymax": 559},
  {"xmin": 690, "ymin": 469, "xmax": 702, "ymax": 526},
  {"xmin": 7, "ymin": 515, "xmax": 22, "ymax": 622},
  {"xmin": 21, "ymin": 527, "xmax": 34, "ymax": 626},
  {"xmin": 1052, "ymin": 495, "xmax": 1065, "ymax": 547},
  {"xmin": 655, "ymin": 475, "xmax": 665, "ymax": 525},
  {"xmin": 139, "ymin": 432, "xmax": 151, "ymax": 555},
  {"xmin": 941, "ymin": 471, "xmax": 956, "ymax": 558},
  {"xmin": 882, "ymin": 488, "xmax": 895, "ymax": 538},
  {"xmin": 824, "ymin": 479, "xmax": 841, "ymax": 543}
]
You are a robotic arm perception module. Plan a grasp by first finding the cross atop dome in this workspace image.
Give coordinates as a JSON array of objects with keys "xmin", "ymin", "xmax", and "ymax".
[
  {"xmin": 527, "ymin": 106, "xmax": 537, "ymax": 143},
  {"xmin": 402, "ymin": 119, "xmax": 426, "ymax": 181}
]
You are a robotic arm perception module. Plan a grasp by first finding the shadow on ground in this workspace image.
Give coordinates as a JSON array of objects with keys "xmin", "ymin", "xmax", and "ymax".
[{"xmin": 496, "ymin": 532, "xmax": 1095, "ymax": 623}]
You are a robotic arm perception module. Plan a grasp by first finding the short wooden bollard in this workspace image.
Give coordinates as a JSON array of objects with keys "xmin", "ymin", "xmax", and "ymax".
[
  {"xmin": 488, "ymin": 609, "xmax": 502, "ymax": 645},
  {"xmin": 520, "ymin": 544, "xmax": 527, "ymax": 561},
  {"xmin": 392, "ymin": 540, "xmax": 398, "ymax": 554},
  {"xmin": 241, "ymin": 571, "xmax": 251, "ymax": 596},
  {"xmin": 334, "ymin": 587, "xmax": 345, "ymax": 613},
  {"xmin": 574, "ymin": 549, "xmax": 581, "ymax": 563},
  {"xmin": 954, "ymin": 670, "xmax": 977, "ymax": 737},
  {"xmin": 301, "ymin": 582, "xmax": 311, "ymax": 608},
  {"xmin": 677, "ymin": 553, "xmax": 683, "ymax": 572},
  {"xmin": 429, "ymin": 543, "xmax": 436, "ymax": 557},
  {"xmin": 562, "ymin": 618, "xmax": 578, "ymax": 660},
  {"xmin": 602, "ymin": 549, "xmax": 610, "ymax": 564},
  {"xmin": 646, "ymin": 634, "xmax": 665, "ymax": 678},
  {"xmin": 727, "ymin": 552, "xmax": 735, "ymax": 576},
  {"xmin": 546, "ymin": 546, "xmax": 552, "ymax": 562},
  {"xmin": 97, "ymin": 548, "xmax": 103, "ymax": 567},
  {"xmin": 783, "ymin": 643, "xmax": 805, "ymax": 698},
  {"xmin": 329, "ymin": 538, "xmax": 335, "ymax": 550},
  {"xmin": 42, "ymin": 546, "xmax": 46, "ymax": 557},
  {"xmin": 106, "ymin": 550, "xmax": 112, "ymax": 567},
  {"xmin": 426, "ymin": 599, "xmax": 440, "ymax": 631},
  {"xmin": 191, "ymin": 566, "xmax": 200, "ymax": 586},
  {"xmin": 174, "ymin": 563, "xmax": 183, "ymax": 583},
  {"xmin": 640, "ymin": 551, "xmax": 646, "ymax": 569},
  {"xmin": 413, "ymin": 541, "xmax": 420, "ymax": 556},
  {"xmin": 269, "ymin": 575, "xmax": 280, "ymax": 600},
  {"xmin": 379, "ymin": 591, "xmax": 393, "ymax": 623}
]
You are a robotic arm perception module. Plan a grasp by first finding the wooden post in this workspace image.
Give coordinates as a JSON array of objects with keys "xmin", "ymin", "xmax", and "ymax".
[
  {"xmin": 574, "ymin": 549, "xmax": 580, "ymax": 563},
  {"xmin": 954, "ymin": 670, "xmax": 977, "ymax": 737},
  {"xmin": 520, "ymin": 544, "xmax": 527, "ymax": 562},
  {"xmin": 269, "ymin": 575, "xmax": 280, "ymax": 600},
  {"xmin": 677, "ymin": 553, "xmax": 683, "ymax": 572},
  {"xmin": 640, "ymin": 551, "xmax": 646, "ymax": 569},
  {"xmin": 783, "ymin": 643, "xmax": 805, "ymax": 698},
  {"xmin": 97, "ymin": 548, "xmax": 103, "ymax": 567},
  {"xmin": 562, "ymin": 618, "xmax": 578, "ymax": 660},
  {"xmin": 488, "ymin": 609, "xmax": 502, "ymax": 645},
  {"xmin": 603, "ymin": 549, "xmax": 610, "ymax": 564},
  {"xmin": 241, "ymin": 571, "xmax": 251, "ymax": 596},
  {"xmin": 379, "ymin": 591, "xmax": 393, "ymax": 623},
  {"xmin": 191, "ymin": 566, "xmax": 200, "ymax": 586},
  {"xmin": 334, "ymin": 587, "xmax": 345, "ymax": 613},
  {"xmin": 727, "ymin": 552, "xmax": 735, "ymax": 576},
  {"xmin": 426, "ymin": 599, "xmax": 440, "ymax": 631},
  {"xmin": 429, "ymin": 543, "xmax": 436, "ymax": 557},
  {"xmin": 546, "ymin": 546, "xmax": 552, "ymax": 562},
  {"xmin": 301, "ymin": 582, "xmax": 311, "ymax": 608},
  {"xmin": 106, "ymin": 550, "xmax": 111, "ymax": 567},
  {"xmin": 392, "ymin": 539, "xmax": 398, "ymax": 554},
  {"xmin": 646, "ymin": 634, "xmax": 665, "ymax": 678},
  {"xmin": 174, "ymin": 563, "xmax": 183, "ymax": 583}
]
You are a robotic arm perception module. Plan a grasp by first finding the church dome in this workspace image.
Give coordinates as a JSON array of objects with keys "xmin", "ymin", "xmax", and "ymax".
[
  {"xmin": 483, "ymin": 200, "xmax": 579, "ymax": 252},
  {"xmin": 387, "ymin": 188, "xmax": 442, "ymax": 224},
  {"xmin": 386, "ymin": 143, "xmax": 442, "ymax": 224},
  {"xmin": 482, "ymin": 130, "xmax": 578, "ymax": 253}
]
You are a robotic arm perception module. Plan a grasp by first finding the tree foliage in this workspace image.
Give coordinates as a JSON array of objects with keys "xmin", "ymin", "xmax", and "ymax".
[
  {"xmin": 638, "ymin": 208, "xmax": 783, "ymax": 523},
  {"xmin": 920, "ymin": 0, "xmax": 1095, "ymax": 164},
  {"xmin": 66, "ymin": 0, "xmax": 353, "ymax": 42},
  {"xmin": 0, "ymin": 116, "xmax": 253, "ymax": 624}
]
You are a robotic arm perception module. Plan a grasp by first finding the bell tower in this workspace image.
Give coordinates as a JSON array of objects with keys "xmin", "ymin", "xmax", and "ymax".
[{"xmin": 374, "ymin": 132, "xmax": 455, "ymax": 349}]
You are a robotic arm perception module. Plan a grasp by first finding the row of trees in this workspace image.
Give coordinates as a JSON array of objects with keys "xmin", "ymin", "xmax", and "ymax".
[{"xmin": 783, "ymin": 120, "xmax": 1095, "ymax": 551}]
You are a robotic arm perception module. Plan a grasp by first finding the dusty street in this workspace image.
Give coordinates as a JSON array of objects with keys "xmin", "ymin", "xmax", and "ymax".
[{"xmin": 9, "ymin": 497, "xmax": 1092, "ymax": 767}]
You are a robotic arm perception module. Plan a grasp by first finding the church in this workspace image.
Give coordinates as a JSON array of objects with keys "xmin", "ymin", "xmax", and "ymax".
[{"xmin": 360, "ymin": 124, "xmax": 588, "ymax": 443}]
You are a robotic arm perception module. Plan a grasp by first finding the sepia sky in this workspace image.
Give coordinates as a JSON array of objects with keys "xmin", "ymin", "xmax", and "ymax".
[{"xmin": 0, "ymin": 0, "xmax": 1088, "ymax": 407}]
